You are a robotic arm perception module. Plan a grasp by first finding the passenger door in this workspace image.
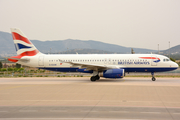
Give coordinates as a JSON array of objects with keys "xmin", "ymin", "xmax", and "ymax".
[
  {"xmin": 38, "ymin": 56, "xmax": 44, "ymax": 66},
  {"xmin": 151, "ymin": 55, "xmax": 157, "ymax": 66}
]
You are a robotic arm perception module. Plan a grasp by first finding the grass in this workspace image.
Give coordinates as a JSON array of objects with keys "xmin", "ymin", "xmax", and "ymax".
[
  {"xmin": 0, "ymin": 74, "xmax": 179, "ymax": 78},
  {"xmin": 126, "ymin": 75, "xmax": 180, "ymax": 78}
]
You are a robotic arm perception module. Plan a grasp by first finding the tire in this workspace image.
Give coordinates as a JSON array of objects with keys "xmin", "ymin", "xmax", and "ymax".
[
  {"xmin": 152, "ymin": 77, "xmax": 156, "ymax": 81},
  {"xmin": 90, "ymin": 76, "xmax": 96, "ymax": 82},
  {"xmin": 96, "ymin": 75, "xmax": 100, "ymax": 80}
]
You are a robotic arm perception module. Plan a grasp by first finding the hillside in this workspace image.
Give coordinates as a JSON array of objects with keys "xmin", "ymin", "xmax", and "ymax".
[
  {"xmin": 160, "ymin": 45, "xmax": 180, "ymax": 54},
  {"xmin": 0, "ymin": 31, "xmax": 16, "ymax": 55},
  {"xmin": 0, "ymin": 31, "xmax": 162, "ymax": 56},
  {"xmin": 56, "ymin": 49, "xmax": 113, "ymax": 54},
  {"xmin": 31, "ymin": 39, "xmax": 156, "ymax": 54}
]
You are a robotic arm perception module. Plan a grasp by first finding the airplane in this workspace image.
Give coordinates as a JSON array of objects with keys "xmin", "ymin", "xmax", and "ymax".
[{"xmin": 8, "ymin": 28, "xmax": 179, "ymax": 81}]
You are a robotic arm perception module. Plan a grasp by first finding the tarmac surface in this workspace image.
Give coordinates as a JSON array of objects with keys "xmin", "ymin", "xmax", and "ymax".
[{"xmin": 0, "ymin": 77, "xmax": 180, "ymax": 120}]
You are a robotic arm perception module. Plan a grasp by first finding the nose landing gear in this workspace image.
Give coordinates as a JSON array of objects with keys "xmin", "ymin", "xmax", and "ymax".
[{"xmin": 151, "ymin": 72, "xmax": 156, "ymax": 81}]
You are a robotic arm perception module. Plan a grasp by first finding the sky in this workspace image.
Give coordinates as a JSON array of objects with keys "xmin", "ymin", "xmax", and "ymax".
[{"xmin": 0, "ymin": 0, "xmax": 180, "ymax": 50}]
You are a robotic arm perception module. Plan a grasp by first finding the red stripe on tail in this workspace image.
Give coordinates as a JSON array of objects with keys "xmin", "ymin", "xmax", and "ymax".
[
  {"xmin": 12, "ymin": 32, "xmax": 31, "ymax": 44},
  {"xmin": 8, "ymin": 50, "xmax": 39, "ymax": 63},
  {"xmin": 19, "ymin": 49, "xmax": 39, "ymax": 56}
]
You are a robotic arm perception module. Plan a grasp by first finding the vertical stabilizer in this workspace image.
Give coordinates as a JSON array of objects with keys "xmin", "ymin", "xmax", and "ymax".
[{"xmin": 10, "ymin": 28, "xmax": 41, "ymax": 56}]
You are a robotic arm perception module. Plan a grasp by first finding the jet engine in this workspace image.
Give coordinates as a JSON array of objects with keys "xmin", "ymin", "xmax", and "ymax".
[{"xmin": 99, "ymin": 69, "xmax": 124, "ymax": 78}]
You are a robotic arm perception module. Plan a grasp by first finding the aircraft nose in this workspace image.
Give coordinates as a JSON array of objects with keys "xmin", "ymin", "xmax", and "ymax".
[{"xmin": 173, "ymin": 62, "xmax": 179, "ymax": 68}]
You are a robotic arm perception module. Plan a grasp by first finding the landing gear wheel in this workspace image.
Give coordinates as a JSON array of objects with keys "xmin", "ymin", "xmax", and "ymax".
[
  {"xmin": 151, "ymin": 72, "xmax": 156, "ymax": 81},
  {"xmin": 90, "ymin": 76, "xmax": 96, "ymax": 82},
  {"xmin": 96, "ymin": 75, "xmax": 100, "ymax": 80},
  {"xmin": 90, "ymin": 75, "xmax": 100, "ymax": 82},
  {"xmin": 152, "ymin": 77, "xmax": 156, "ymax": 81}
]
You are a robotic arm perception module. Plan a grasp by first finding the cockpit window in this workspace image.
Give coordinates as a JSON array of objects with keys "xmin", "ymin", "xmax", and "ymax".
[{"xmin": 163, "ymin": 59, "xmax": 170, "ymax": 62}]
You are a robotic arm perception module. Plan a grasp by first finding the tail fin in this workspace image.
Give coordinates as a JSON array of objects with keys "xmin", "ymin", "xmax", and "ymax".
[{"xmin": 10, "ymin": 28, "xmax": 41, "ymax": 56}]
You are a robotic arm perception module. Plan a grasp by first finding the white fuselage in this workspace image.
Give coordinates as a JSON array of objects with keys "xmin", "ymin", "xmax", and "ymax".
[{"xmin": 18, "ymin": 53, "xmax": 178, "ymax": 73}]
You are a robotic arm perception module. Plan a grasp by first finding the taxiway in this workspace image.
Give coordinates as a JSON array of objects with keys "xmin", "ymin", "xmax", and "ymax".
[{"xmin": 0, "ymin": 77, "xmax": 180, "ymax": 120}]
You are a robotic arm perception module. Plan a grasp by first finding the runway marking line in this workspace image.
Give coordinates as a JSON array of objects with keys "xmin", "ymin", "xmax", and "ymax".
[
  {"xmin": 1, "ymin": 104, "xmax": 180, "ymax": 109},
  {"xmin": 109, "ymin": 111, "xmax": 129, "ymax": 113},
  {"xmin": 141, "ymin": 112, "xmax": 161, "ymax": 114},
  {"xmin": 18, "ymin": 110, "xmax": 37, "ymax": 112},
  {"xmin": 173, "ymin": 113, "xmax": 180, "ymax": 114},
  {"xmin": 80, "ymin": 110, "xmax": 89, "ymax": 112},
  {"xmin": 0, "ymin": 85, "xmax": 32, "ymax": 91},
  {"xmin": 50, "ymin": 110, "xmax": 67, "ymax": 112},
  {"xmin": 0, "ymin": 111, "xmax": 8, "ymax": 112},
  {"xmin": 0, "ymin": 118, "xmax": 146, "ymax": 120}
]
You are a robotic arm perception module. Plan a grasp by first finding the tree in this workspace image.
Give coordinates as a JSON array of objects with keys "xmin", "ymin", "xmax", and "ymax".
[
  {"xmin": 8, "ymin": 68, "xmax": 14, "ymax": 71},
  {"xmin": 16, "ymin": 63, "xmax": 21, "ymax": 68},
  {"xmin": 0, "ymin": 61, "xmax": 2, "ymax": 68},
  {"xmin": 170, "ymin": 58, "xmax": 176, "ymax": 62},
  {"xmin": 1, "ymin": 68, "xmax": 7, "ymax": 71}
]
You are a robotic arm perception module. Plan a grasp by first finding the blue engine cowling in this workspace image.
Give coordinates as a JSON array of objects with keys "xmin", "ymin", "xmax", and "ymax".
[{"xmin": 99, "ymin": 69, "xmax": 124, "ymax": 78}]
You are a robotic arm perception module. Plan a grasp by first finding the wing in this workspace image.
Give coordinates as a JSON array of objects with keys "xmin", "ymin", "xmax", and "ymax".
[{"xmin": 59, "ymin": 60, "xmax": 121, "ymax": 71}]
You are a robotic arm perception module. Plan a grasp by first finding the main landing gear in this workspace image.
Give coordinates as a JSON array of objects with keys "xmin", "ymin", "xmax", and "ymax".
[
  {"xmin": 90, "ymin": 75, "xmax": 100, "ymax": 82},
  {"xmin": 90, "ymin": 71, "xmax": 100, "ymax": 82},
  {"xmin": 151, "ymin": 72, "xmax": 156, "ymax": 81}
]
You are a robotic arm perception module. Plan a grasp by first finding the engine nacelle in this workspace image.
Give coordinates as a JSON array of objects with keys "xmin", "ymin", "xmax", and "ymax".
[{"xmin": 99, "ymin": 69, "xmax": 124, "ymax": 78}]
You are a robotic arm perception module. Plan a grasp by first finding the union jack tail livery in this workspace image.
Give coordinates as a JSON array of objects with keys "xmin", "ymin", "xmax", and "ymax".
[
  {"xmin": 8, "ymin": 28, "xmax": 42, "ymax": 62},
  {"xmin": 11, "ymin": 28, "xmax": 40, "ymax": 56}
]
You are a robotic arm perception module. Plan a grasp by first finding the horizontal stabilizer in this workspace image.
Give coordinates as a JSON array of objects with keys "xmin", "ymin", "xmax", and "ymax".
[{"xmin": 6, "ymin": 57, "xmax": 30, "ymax": 62}]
